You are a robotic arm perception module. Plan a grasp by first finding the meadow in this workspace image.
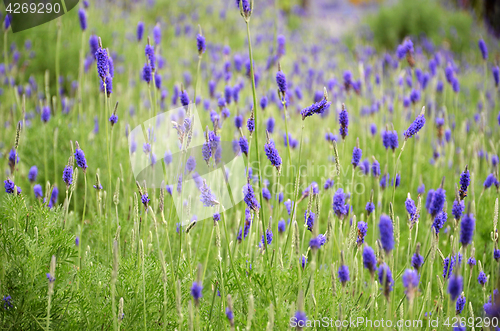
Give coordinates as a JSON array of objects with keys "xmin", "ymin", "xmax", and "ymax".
[{"xmin": 1, "ymin": 0, "xmax": 500, "ymax": 330}]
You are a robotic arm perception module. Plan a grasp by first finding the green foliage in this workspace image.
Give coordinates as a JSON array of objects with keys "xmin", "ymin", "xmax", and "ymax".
[{"xmin": 367, "ymin": 0, "xmax": 473, "ymax": 53}]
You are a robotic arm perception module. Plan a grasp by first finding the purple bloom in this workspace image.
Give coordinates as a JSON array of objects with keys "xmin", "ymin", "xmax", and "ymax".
[
  {"xmin": 34, "ymin": 184, "xmax": 43, "ymax": 198},
  {"xmin": 145, "ymin": 44, "xmax": 155, "ymax": 70},
  {"xmin": 403, "ymin": 113, "xmax": 425, "ymax": 139},
  {"xmin": 78, "ymin": 8, "xmax": 87, "ymax": 30},
  {"xmin": 153, "ymin": 24, "xmax": 161, "ymax": 45},
  {"xmin": 300, "ymin": 98, "xmax": 331, "ymax": 120},
  {"xmin": 62, "ymin": 166, "xmax": 73, "ymax": 187},
  {"xmin": 276, "ymin": 70, "xmax": 287, "ymax": 96},
  {"xmin": 339, "ymin": 104, "xmax": 349, "ymax": 139},
  {"xmin": 264, "ymin": 139, "xmax": 282, "ymax": 169},
  {"xmin": 200, "ymin": 181, "xmax": 218, "ymax": 207},
  {"xmin": 356, "ymin": 221, "xmax": 368, "ymax": 245},
  {"xmin": 267, "ymin": 117, "xmax": 275, "ymax": 134},
  {"xmin": 332, "ymin": 188, "xmax": 347, "ymax": 218},
  {"xmin": 191, "ymin": 282, "xmax": 203, "ymax": 302},
  {"xmin": 362, "ymin": 246, "xmax": 377, "ymax": 275},
  {"xmin": 405, "ymin": 196, "xmax": 418, "ymax": 224},
  {"xmin": 478, "ymin": 271, "xmax": 487, "ymax": 286},
  {"xmin": 294, "ymin": 311, "xmax": 307, "ymax": 327},
  {"xmin": 247, "ymin": 117, "xmax": 254, "ymax": 134},
  {"xmin": 478, "ymin": 39, "xmax": 488, "ymax": 60},
  {"xmin": 309, "ymin": 234, "xmax": 326, "ymax": 249},
  {"xmin": 141, "ymin": 193, "xmax": 150, "ymax": 208},
  {"xmin": 48, "ymin": 186, "xmax": 59, "ymax": 208},
  {"xmin": 352, "ymin": 146, "xmax": 362, "ymax": 168},
  {"xmin": 379, "ymin": 215, "xmax": 394, "ymax": 253},
  {"xmin": 371, "ymin": 159, "xmax": 381, "ymax": 177},
  {"xmin": 412, "ymin": 252, "xmax": 424, "ymax": 271},
  {"xmin": 95, "ymin": 46, "xmax": 108, "ymax": 79},
  {"xmin": 365, "ymin": 201, "xmax": 375, "ymax": 216},
  {"xmin": 459, "ymin": 168, "xmax": 470, "ymax": 200},
  {"xmin": 142, "ymin": 63, "xmax": 152, "ymax": 83},
  {"xmin": 378, "ymin": 263, "xmax": 394, "ymax": 298},
  {"xmin": 493, "ymin": 66, "xmax": 500, "ymax": 87},
  {"xmin": 484, "ymin": 173, "xmax": 499, "ymax": 189},
  {"xmin": 137, "ymin": 21, "xmax": 144, "ymax": 42},
  {"xmin": 196, "ymin": 34, "xmax": 206, "ymax": 55},
  {"xmin": 278, "ymin": 220, "xmax": 286, "ymax": 233},
  {"xmin": 448, "ymin": 275, "xmax": 463, "ymax": 301},
  {"xmin": 305, "ymin": 211, "xmax": 315, "ymax": 231},
  {"xmin": 109, "ymin": 113, "xmax": 118, "ymax": 125},
  {"xmin": 260, "ymin": 96, "xmax": 268, "ymax": 110},
  {"xmin": 460, "ymin": 213, "xmax": 475, "ymax": 247},
  {"xmin": 338, "ymin": 264, "xmax": 350, "ymax": 285},
  {"xmin": 456, "ymin": 294, "xmax": 466, "ymax": 314},
  {"xmin": 4, "ymin": 179, "xmax": 15, "ymax": 194},
  {"xmin": 432, "ymin": 211, "xmax": 447, "ymax": 234},
  {"xmin": 452, "ymin": 199, "xmax": 464, "ymax": 220},
  {"xmin": 260, "ymin": 228, "xmax": 273, "ymax": 247},
  {"xmin": 239, "ymin": 136, "xmax": 249, "ymax": 156},
  {"xmin": 28, "ymin": 165, "xmax": 38, "ymax": 183},
  {"xmin": 402, "ymin": 269, "xmax": 419, "ymax": 293},
  {"xmin": 243, "ymin": 183, "xmax": 260, "ymax": 211},
  {"xmin": 429, "ymin": 187, "xmax": 446, "ymax": 217}
]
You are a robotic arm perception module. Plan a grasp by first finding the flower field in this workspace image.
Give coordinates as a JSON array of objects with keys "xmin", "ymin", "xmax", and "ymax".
[{"xmin": 0, "ymin": 0, "xmax": 499, "ymax": 330}]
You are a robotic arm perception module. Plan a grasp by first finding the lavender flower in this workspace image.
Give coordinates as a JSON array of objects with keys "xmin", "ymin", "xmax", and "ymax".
[
  {"xmin": 74, "ymin": 146, "xmax": 88, "ymax": 172},
  {"xmin": 278, "ymin": 220, "xmax": 286, "ymax": 234},
  {"xmin": 95, "ymin": 45, "xmax": 108, "ymax": 79},
  {"xmin": 339, "ymin": 103, "xmax": 349, "ymax": 139},
  {"xmin": 264, "ymin": 138, "xmax": 282, "ymax": 170},
  {"xmin": 300, "ymin": 97, "xmax": 331, "ymax": 120},
  {"xmin": 338, "ymin": 264, "xmax": 350, "ymax": 286},
  {"xmin": 332, "ymin": 188, "xmax": 347, "ymax": 218},
  {"xmin": 276, "ymin": 70, "xmax": 287, "ymax": 97},
  {"xmin": 62, "ymin": 166, "xmax": 73, "ymax": 187},
  {"xmin": 191, "ymin": 282, "xmax": 203, "ymax": 303},
  {"xmin": 28, "ymin": 166, "xmax": 38, "ymax": 183},
  {"xmin": 365, "ymin": 201, "xmax": 375, "ymax": 216},
  {"xmin": 412, "ymin": 251, "xmax": 424, "ymax": 272},
  {"xmin": 41, "ymin": 105, "xmax": 51, "ymax": 122},
  {"xmin": 478, "ymin": 271, "xmax": 487, "ymax": 286},
  {"xmin": 309, "ymin": 234, "xmax": 326, "ymax": 249},
  {"xmin": 362, "ymin": 246, "xmax": 377, "ymax": 275},
  {"xmin": 137, "ymin": 21, "xmax": 144, "ymax": 42},
  {"xmin": 196, "ymin": 34, "xmax": 206, "ymax": 55},
  {"xmin": 142, "ymin": 63, "xmax": 152, "ymax": 83},
  {"xmin": 305, "ymin": 211, "xmax": 315, "ymax": 231},
  {"xmin": 78, "ymin": 8, "xmax": 87, "ymax": 31},
  {"xmin": 456, "ymin": 294, "xmax": 466, "ymax": 314},
  {"xmin": 239, "ymin": 136, "xmax": 249, "ymax": 156},
  {"xmin": 432, "ymin": 211, "xmax": 447, "ymax": 235},
  {"xmin": 460, "ymin": 213, "xmax": 475, "ymax": 247},
  {"xmin": 379, "ymin": 215, "xmax": 394, "ymax": 253},
  {"xmin": 200, "ymin": 181, "xmax": 219, "ymax": 207},
  {"xmin": 458, "ymin": 167, "xmax": 470, "ymax": 200},
  {"xmin": 145, "ymin": 44, "xmax": 155, "ymax": 70},
  {"xmin": 429, "ymin": 187, "xmax": 446, "ymax": 217},
  {"xmin": 357, "ymin": 221, "xmax": 368, "ymax": 246},
  {"xmin": 452, "ymin": 199, "xmax": 464, "ymax": 221},
  {"xmin": 34, "ymin": 184, "xmax": 43, "ymax": 198},
  {"xmin": 402, "ymin": 269, "xmax": 419, "ymax": 300},
  {"xmin": 448, "ymin": 275, "xmax": 463, "ymax": 301},
  {"xmin": 243, "ymin": 183, "xmax": 260, "ymax": 211},
  {"xmin": 478, "ymin": 39, "xmax": 488, "ymax": 60},
  {"xmin": 378, "ymin": 263, "xmax": 394, "ymax": 298},
  {"xmin": 352, "ymin": 143, "xmax": 362, "ymax": 168},
  {"xmin": 371, "ymin": 158, "xmax": 381, "ymax": 177},
  {"xmin": 403, "ymin": 108, "xmax": 426, "ymax": 139},
  {"xmin": 141, "ymin": 193, "xmax": 150, "ymax": 208}
]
